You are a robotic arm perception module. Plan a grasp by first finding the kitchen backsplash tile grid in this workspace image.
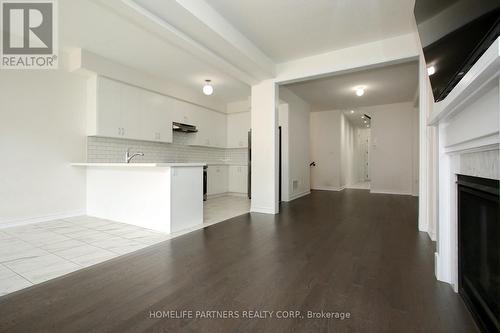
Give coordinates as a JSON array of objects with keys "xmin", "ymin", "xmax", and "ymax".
[{"xmin": 87, "ymin": 133, "xmax": 248, "ymax": 165}]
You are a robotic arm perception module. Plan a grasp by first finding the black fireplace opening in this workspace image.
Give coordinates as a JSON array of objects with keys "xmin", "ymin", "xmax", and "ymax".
[{"xmin": 458, "ymin": 175, "xmax": 500, "ymax": 333}]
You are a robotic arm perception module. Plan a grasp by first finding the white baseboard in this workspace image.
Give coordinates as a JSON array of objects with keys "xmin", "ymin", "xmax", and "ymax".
[
  {"xmin": 369, "ymin": 189, "xmax": 412, "ymax": 196},
  {"xmin": 434, "ymin": 252, "xmax": 440, "ymax": 280},
  {"xmin": 207, "ymin": 192, "xmax": 248, "ymax": 200},
  {"xmin": 0, "ymin": 209, "xmax": 87, "ymax": 229},
  {"xmin": 250, "ymin": 206, "xmax": 278, "ymax": 214},
  {"xmin": 226, "ymin": 192, "xmax": 248, "ymax": 198},
  {"xmin": 287, "ymin": 190, "xmax": 311, "ymax": 201},
  {"xmin": 311, "ymin": 186, "xmax": 345, "ymax": 192}
]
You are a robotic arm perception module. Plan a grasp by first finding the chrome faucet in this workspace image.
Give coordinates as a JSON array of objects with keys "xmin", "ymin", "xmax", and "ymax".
[{"xmin": 125, "ymin": 148, "xmax": 144, "ymax": 163}]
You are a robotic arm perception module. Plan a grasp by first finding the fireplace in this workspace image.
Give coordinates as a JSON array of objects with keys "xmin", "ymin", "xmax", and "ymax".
[{"xmin": 458, "ymin": 175, "xmax": 500, "ymax": 333}]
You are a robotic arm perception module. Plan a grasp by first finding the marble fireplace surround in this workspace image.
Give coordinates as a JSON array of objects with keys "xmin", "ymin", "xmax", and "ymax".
[{"xmin": 429, "ymin": 38, "xmax": 500, "ymax": 291}]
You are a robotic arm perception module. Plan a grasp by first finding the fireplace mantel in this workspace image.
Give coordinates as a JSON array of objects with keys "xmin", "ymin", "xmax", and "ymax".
[{"xmin": 430, "ymin": 37, "xmax": 499, "ymax": 291}]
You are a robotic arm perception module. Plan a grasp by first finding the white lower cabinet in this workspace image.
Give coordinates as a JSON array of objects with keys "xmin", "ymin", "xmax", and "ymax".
[
  {"xmin": 207, "ymin": 165, "xmax": 247, "ymax": 196},
  {"xmin": 207, "ymin": 165, "xmax": 228, "ymax": 195},
  {"xmin": 228, "ymin": 165, "xmax": 248, "ymax": 193}
]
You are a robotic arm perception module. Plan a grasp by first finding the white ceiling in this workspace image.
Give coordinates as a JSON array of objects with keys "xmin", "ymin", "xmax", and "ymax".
[
  {"xmin": 205, "ymin": 0, "xmax": 417, "ymax": 62},
  {"xmin": 283, "ymin": 61, "xmax": 419, "ymax": 111},
  {"xmin": 60, "ymin": 0, "xmax": 251, "ymax": 104},
  {"xmin": 59, "ymin": 0, "xmax": 419, "ymax": 106}
]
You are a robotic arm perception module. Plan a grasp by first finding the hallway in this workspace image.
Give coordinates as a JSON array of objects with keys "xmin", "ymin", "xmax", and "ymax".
[{"xmin": 0, "ymin": 190, "xmax": 477, "ymax": 332}]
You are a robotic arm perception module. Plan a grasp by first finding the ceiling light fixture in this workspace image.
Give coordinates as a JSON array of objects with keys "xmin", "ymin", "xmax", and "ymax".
[
  {"xmin": 355, "ymin": 87, "xmax": 365, "ymax": 97},
  {"xmin": 427, "ymin": 66, "xmax": 436, "ymax": 76},
  {"xmin": 350, "ymin": 110, "xmax": 355, "ymax": 114},
  {"xmin": 203, "ymin": 80, "xmax": 214, "ymax": 96}
]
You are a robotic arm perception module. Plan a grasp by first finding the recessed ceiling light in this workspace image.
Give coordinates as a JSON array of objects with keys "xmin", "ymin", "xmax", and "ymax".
[
  {"xmin": 203, "ymin": 79, "xmax": 214, "ymax": 95},
  {"xmin": 427, "ymin": 66, "xmax": 436, "ymax": 76},
  {"xmin": 366, "ymin": 125, "xmax": 370, "ymax": 128},
  {"xmin": 350, "ymin": 110, "xmax": 354, "ymax": 114},
  {"xmin": 363, "ymin": 120, "xmax": 367, "ymax": 123},
  {"xmin": 355, "ymin": 87, "xmax": 365, "ymax": 97},
  {"xmin": 361, "ymin": 115, "xmax": 365, "ymax": 119}
]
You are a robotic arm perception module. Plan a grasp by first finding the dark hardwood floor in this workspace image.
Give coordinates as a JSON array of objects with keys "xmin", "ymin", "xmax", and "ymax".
[{"xmin": 0, "ymin": 190, "xmax": 478, "ymax": 333}]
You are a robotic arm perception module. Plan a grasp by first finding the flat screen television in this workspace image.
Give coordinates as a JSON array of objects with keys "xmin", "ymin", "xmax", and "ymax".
[{"xmin": 414, "ymin": 0, "xmax": 500, "ymax": 102}]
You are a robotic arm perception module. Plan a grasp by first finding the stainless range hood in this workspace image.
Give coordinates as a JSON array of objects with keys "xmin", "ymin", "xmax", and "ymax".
[{"xmin": 172, "ymin": 122, "xmax": 198, "ymax": 133}]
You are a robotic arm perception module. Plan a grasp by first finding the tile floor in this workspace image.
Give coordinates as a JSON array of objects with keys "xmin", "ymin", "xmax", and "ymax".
[
  {"xmin": 0, "ymin": 195, "xmax": 251, "ymax": 297},
  {"xmin": 203, "ymin": 195, "xmax": 251, "ymax": 225},
  {"xmin": 0, "ymin": 216, "xmax": 170, "ymax": 296}
]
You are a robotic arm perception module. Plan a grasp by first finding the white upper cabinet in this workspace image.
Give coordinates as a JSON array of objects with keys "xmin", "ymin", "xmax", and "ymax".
[
  {"xmin": 87, "ymin": 76, "xmax": 239, "ymax": 149},
  {"xmin": 226, "ymin": 112, "xmax": 250, "ymax": 148},
  {"xmin": 141, "ymin": 89, "xmax": 173, "ymax": 143},
  {"xmin": 119, "ymin": 83, "xmax": 142, "ymax": 140},
  {"xmin": 87, "ymin": 76, "xmax": 172, "ymax": 143},
  {"xmin": 179, "ymin": 103, "xmax": 227, "ymax": 148},
  {"xmin": 90, "ymin": 76, "xmax": 123, "ymax": 138}
]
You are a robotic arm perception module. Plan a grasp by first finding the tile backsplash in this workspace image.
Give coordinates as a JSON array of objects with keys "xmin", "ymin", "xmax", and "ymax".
[{"xmin": 87, "ymin": 132, "xmax": 248, "ymax": 165}]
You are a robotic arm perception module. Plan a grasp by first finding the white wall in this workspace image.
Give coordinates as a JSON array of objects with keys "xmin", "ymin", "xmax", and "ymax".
[
  {"xmin": 0, "ymin": 70, "xmax": 88, "ymax": 227},
  {"xmin": 340, "ymin": 114, "xmax": 356, "ymax": 187},
  {"xmin": 226, "ymin": 98, "xmax": 250, "ymax": 114},
  {"xmin": 310, "ymin": 104, "xmax": 418, "ymax": 195},
  {"xmin": 250, "ymin": 80, "xmax": 279, "ymax": 214},
  {"xmin": 365, "ymin": 102, "xmax": 419, "ymax": 195},
  {"xmin": 411, "ymin": 107, "xmax": 420, "ymax": 196},
  {"xmin": 310, "ymin": 111, "xmax": 342, "ymax": 190},
  {"xmin": 310, "ymin": 110, "xmax": 365, "ymax": 190},
  {"xmin": 279, "ymin": 87, "xmax": 311, "ymax": 201},
  {"xmin": 278, "ymin": 104, "xmax": 290, "ymax": 201}
]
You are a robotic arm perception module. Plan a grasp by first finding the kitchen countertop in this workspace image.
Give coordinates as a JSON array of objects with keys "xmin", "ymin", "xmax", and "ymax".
[{"xmin": 71, "ymin": 163, "xmax": 206, "ymax": 167}]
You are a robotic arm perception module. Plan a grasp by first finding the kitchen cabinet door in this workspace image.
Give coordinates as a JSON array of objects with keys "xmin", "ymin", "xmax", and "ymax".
[
  {"xmin": 228, "ymin": 165, "xmax": 248, "ymax": 193},
  {"xmin": 156, "ymin": 95, "xmax": 173, "ymax": 143},
  {"xmin": 95, "ymin": 77, "xmax": 124, "ymax": 138},
  {"xmin": 212, "ymin": 112, "xmax": 227, "ymax": 148},
  {"xmin": 90, "ymin": 77, "xmax": 174, "ymax": 143},
  {"xmin": 227, "ymin": 112, "xmax": 250, "ymax": 148},
  {"xmin": 141, "ymin": 90, "xmax": 173, "ymax": 143},
  {"xmin": 207, "ymin": 165, "xmax": 228, "ymax": 195},
  {"xmin": 119, "ymin": 84, "xmax": 142, "ymax": 140}
]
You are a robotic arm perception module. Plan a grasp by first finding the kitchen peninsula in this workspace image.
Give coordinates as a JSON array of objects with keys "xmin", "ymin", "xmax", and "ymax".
[{"xmin": 72, "ymin": 163, "xmax": 205, "ymax": 233}]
